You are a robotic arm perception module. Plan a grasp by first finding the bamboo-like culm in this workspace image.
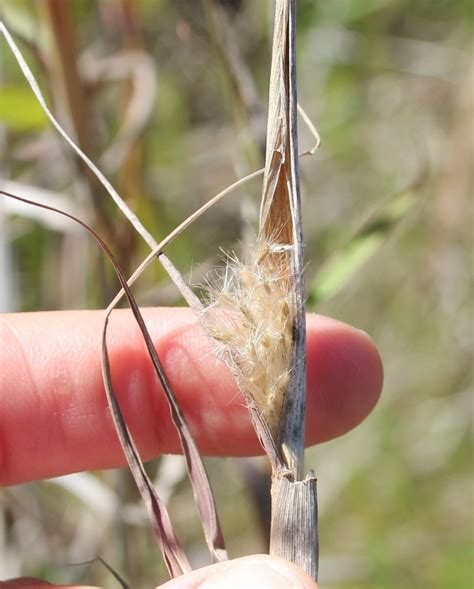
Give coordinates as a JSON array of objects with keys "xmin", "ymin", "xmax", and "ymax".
[
  {"xmin": 264, "ymin": 0, "xmax": 318, "ymax": 580},
  {"xmin": 204, "ymin": 0, "xmax": 319, "ymax": 580}
]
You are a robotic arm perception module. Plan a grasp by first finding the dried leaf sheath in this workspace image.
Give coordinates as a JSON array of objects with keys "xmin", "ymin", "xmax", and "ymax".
[
  {"xmin": 203, "ymin": 0, "xmax": 304, "ymax": 449},
  {"xmin": 266, "ymin": 0, "xmax": 318, "ymax": 580},
  {"xmin": 203, "ymin": 0, "xmax": 306, "ymax": 463},
  {"xmin": 203, "ymin": 0, "xmax": 318, "ymax": 580},
  {"xmin": 259, "ymin": 0, "xmax": 307, "ymax": 474},
  {"xmin": 270, "ymin": 471, "xmax": 318, "ymax": 578}
]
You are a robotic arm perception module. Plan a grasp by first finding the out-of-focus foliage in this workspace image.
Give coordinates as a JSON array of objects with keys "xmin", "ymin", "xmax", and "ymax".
[
  {"xmin": 0, "ymin": 86, "xmax": 48, "ymax": 130},
  {"xmin": 0, "ymin": 0, "xmax": 472, "ymax": 587}
]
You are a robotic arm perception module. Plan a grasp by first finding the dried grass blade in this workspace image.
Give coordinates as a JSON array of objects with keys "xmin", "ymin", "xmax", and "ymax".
[
  {"xmin": 1, "ymin": 25, "xmax": 228, "ymax": 564},
  {"xmin": 110, "ymin": 296, "xmax": 228, "ymax": 563},
  {"xmin": 102, "ymin": 330, "xmax": 193, "ymax": 578},
  {"xmin": 1, "ymin": 189, "xmax": 227, "ymax": 572},
  {"xmin": 0, "ymin": 21, "xmax": 199, "ymax": 311},
  {"xmin": 1, "ymin": 189, "xmax": 191, "ymax": 577},
  {"xmin": 0, "ymin": 22, "xmax": 154, "ymax": 249}
]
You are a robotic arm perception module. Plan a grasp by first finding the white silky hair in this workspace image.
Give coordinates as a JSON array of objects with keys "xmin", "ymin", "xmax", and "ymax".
[{"xmin": 202, "ymin": 238, "xmax": 296, "ymax": 437}]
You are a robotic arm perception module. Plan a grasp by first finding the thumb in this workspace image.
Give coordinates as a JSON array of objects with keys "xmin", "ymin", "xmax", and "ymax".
[{"xmin": 158, "ymin": 555, "xmax": 319, "ymax": 589}]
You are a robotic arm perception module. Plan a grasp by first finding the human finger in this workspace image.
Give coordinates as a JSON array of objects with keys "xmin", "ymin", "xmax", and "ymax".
[{"xmin": 0, "ymin": 309, "xmax": 382, "ymax": 485}]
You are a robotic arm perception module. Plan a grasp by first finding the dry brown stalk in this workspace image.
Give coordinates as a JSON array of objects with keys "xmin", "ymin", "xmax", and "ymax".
[{"xmin": 202, "ymin": 0, "xmax": 318, "ymax": 579}]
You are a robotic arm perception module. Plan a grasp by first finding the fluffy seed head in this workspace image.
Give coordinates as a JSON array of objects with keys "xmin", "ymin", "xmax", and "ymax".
[{"xmin": 202, "ymin": 238, "xmax": 295, "ymax": 438}]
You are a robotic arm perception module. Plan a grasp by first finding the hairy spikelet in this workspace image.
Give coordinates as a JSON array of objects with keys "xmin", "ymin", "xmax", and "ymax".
[{"xmin": 202, "ymin": 238, "xmax": 295, "ymax": 437}]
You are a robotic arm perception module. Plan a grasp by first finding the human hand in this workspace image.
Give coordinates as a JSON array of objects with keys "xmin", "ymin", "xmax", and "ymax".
[{"xmin": 0, "ymin": 308, "xmax": 383, "ymax": 588}]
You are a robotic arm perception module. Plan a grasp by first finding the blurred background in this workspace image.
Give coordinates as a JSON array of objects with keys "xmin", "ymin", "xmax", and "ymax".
[{"xmin": 0, "ymin": 0, "xmax": 472, "ymax": 587}]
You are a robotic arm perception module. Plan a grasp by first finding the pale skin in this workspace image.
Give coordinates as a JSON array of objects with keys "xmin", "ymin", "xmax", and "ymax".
[{"xmin": 0, "ymin": 309, "xmax": 383, "ymax": 588}]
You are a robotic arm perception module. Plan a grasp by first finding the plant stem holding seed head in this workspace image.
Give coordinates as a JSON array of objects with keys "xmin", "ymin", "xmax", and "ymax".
[{"xmin": 204, "ymin": 0, "xmax": 318, "ymax": 579}]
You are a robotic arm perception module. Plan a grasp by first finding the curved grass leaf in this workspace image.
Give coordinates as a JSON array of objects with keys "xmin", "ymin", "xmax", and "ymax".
[{"xmin": 0, "ymin": 189, "xmax": 228, "ymax": 576}]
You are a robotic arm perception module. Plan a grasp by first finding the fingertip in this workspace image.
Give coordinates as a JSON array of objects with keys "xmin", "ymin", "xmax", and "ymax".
[
  {"xmin": 158, "ymin": 555, "xmax": 318, "ymax": 589},
  {"xmin": 306, "ymin": 314, "xmax": 383, "ymax": 444}
]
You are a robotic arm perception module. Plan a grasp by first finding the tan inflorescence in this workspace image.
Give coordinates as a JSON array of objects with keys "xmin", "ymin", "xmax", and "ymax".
[{"xmin": 202, "ymin": 238, "xmax": 295, "ymax": 438}]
